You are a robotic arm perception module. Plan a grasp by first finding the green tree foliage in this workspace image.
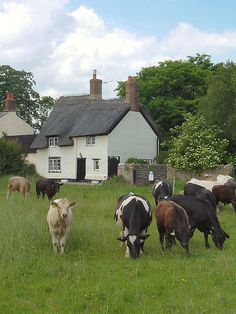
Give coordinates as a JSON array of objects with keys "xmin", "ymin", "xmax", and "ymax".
[
  {"xmin": 0, "ymin": 134, "xmax": 25, "ymax": 175},
  {"xmin": 116, "ymin": 54, "xmax": 215, "ymax": 140},
  {"xmin": 199, "ymin": 61, "xmax": 236, "ymax": 153},
  {"xmin": 166, "ymin": 114, "xmax": 228, "ymax": 171},
  {"xmin": 0, "ymin": 65, "xmax": 55, "ymax": 131}
]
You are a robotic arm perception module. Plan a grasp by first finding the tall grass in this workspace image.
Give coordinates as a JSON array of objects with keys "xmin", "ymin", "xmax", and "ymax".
[{"xmin": 0, "ymin": 176, "xmax": 236, "ymax": 313}]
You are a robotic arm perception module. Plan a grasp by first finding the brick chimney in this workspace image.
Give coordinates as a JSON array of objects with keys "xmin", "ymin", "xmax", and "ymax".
[
  {"xmin": 125, "ymin": 76, "xmax": 140, "ymax": 112},
  {"xmin": 4, "ymin": 92, "xmax": 16, "ymax": 111},
  {"xmin": 89, "ymin": 70, "xmax": 102, "ymax": 100}
]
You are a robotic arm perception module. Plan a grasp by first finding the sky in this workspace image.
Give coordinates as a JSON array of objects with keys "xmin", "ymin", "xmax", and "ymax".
[{"xmin": 1, "ymin": 0, "xmax": 236, "ymax": 99}]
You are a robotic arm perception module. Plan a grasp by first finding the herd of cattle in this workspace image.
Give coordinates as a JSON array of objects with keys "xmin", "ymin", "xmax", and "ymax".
[{"xmin": 5, "ymin": 174, "xmax": 236, "ymax": 258}]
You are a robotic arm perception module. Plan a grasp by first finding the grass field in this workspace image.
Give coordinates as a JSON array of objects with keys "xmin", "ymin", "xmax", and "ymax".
[{"xmin": 0, "ymin": 176, "xmax": 236, "ymax": 313}]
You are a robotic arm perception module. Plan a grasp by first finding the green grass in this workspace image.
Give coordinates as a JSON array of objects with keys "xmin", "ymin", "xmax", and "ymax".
[{"xmin": 0, "ymin": 176, "xmax": 236, "ymax": 313}]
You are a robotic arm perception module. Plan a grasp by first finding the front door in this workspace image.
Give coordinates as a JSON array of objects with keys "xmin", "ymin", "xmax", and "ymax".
[
  {"xmin": 77, "ymin": 158, "xmax": 86, "ymax": 181},
  {"xmin": 108, "ymin": 156, "xmax": 120, "ymax": 178}
]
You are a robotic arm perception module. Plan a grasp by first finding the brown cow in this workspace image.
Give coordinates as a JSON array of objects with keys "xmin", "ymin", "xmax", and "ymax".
[
  {"xmin": 155, "ymin": 200, "xmax": 191, "ymax": 255},
  {"xmin": 212, "ymin": 184, "xmax": 236, "ymax": 212},
  {"xmin": 7, "ymin": 176, "xmax": 31, "ymax": 198}
]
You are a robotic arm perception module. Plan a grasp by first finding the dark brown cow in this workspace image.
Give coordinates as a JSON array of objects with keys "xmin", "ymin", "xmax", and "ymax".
[
  {"xmin": 155, "ymin": 200, "xmax": 191, "ymax": 255},
  {"xmin": 212, "ymin": 184, "xmax": 236, "ymax": 212},
  {"xmin": 36, "ymin": 179, "xmax": 63, "ymax": 200}
]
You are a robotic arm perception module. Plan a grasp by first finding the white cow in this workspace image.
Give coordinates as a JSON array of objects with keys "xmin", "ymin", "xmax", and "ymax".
[
  {"xmin": 188, "ymin": 175, "xmax": 236, "ymax": 192},
  {"xmin": 47, "ymin": 198, "xmax": 77, "ymax": 254}
]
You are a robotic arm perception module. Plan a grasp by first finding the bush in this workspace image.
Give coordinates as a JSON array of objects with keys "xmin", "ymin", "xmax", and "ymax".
[
  {"xmin": 0, "ymin": 135, "xmax": 24, "ymax": 175},
  {"xmin": 17, "ymin": 162, "xmax": 38, "ymax": 177},
  {"xmin": 126, "ymin": 157, "xmax": 148, "ymax": 164}
]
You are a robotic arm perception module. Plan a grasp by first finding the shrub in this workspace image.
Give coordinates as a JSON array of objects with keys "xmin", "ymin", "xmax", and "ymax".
[
  {"xmin": 126, "ymin": 157, "xmax": 148, "ymax": 164},
  {"xmin": 166, "ymin": 114, "xmax": 228, "ymax": 171}
]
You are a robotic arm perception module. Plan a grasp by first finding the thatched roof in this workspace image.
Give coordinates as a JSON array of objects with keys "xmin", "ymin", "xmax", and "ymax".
[{"xmin": 31, "ymin": 96, "xmax": 159, "ymax": 149}]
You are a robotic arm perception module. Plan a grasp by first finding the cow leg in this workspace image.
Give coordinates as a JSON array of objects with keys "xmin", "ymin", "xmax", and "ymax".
[
  {"xmin": 124, "ymin": 227, "xmax": 130, "ymax": 257},
  {"xmin": 140, "ymin": 229, "xmax": 147, "ymax": 254},
  {"xmin": 204, "ymin": 232, "xmax": 210, "ymax": 248},
  {"xmin": 60, "ymin": 236, "xmax": 67, "ymax": 254},
  {"xmin": 120, "ymin": 230, "xmax": 124, "ymax": 247},
  {"xmin": 50, "ymin": 231, "xmax": 59, "ymax": 252}
]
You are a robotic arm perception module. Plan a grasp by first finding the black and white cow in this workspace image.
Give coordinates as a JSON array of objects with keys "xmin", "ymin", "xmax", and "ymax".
[
  {"xmin": 152, "ymin": 180, "xmax": 173, "ymax": 205},
  {"xmin": 114, "ymin": 193, "xmax": 152, "ymax": 259}
]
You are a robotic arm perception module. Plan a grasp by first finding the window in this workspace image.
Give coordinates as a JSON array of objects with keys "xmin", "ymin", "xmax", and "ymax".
[
  {"xmin": 86, "ymin": 136, "xmax": 95, "ymax": 146},
  {"xmin": 93, "ymin": 159, "xmax": 100, "ymax": 171},
  {"xmin": 49, "ymin": 137, "xmax": 59, "ymax": 147},
  {"xmin": 49, "ymin": 157, "xmax": 61, "ymax": 173}
]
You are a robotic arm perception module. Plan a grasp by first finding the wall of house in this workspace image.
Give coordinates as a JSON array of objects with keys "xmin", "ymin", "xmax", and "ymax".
[
  {"xmin": 36, "ymin": 145, "xmax": 77, "ymax": 179},
  {"xmin": 75, "ymin": 135, "xmax": 108, "ymax": 181},
  {"xmin": 108, "ymin": 111, "xmax": 157, "ymax": 163},
  {"xmin": 0, "ymin": 112, "xmax": 34, "ymax": 136}
]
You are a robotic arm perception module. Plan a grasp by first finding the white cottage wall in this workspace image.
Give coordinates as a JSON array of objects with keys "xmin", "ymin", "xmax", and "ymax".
[
  {"xmin": 75, "ymin": 136, "xmax": 108, "ymax": 181},
  {"xmin": 36, "ymin": 145, "xmax": 77, "ymax": 179},
  {"xmin": 108, "ymin": 111, "xmax": 157, "ymax": 162}
]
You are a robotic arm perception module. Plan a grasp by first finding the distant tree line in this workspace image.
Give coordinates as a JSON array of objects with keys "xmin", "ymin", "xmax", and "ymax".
[{"xmin": 0, "ymin": 65, "xmax": 55, "ymax": 132}]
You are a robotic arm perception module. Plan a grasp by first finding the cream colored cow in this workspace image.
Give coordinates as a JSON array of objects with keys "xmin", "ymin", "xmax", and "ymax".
[
  {"xmin": 47, "ymin": 198, "xmax": 77, "ymax": 254},
  {"xmin": 7, "ymin": 176, "xmax": 31, "ymax": 198}
]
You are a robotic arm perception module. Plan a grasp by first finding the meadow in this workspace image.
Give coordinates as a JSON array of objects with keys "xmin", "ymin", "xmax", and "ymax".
[{"xmin": 0, "ymin": 176, "xmax": 236, "ymax": 314}]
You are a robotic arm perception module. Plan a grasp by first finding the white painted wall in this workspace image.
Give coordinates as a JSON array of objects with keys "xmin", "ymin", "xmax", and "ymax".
[
  {"xmin": 0, "ymin": 112, "xmax": 34, "ymax": 136},
  {"xmin": 108, "ymin": 111, "xmax": 157, "ymax": 162},
  {"xmin": 75, "ymin": 136, "xmax": 108, "ymax": 180},
  {"xmin": 36, "ymin": 144, "xmax": 77, "ymax": 179}
]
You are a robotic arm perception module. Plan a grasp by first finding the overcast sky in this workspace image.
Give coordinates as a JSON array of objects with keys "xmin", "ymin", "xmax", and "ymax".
[{"xmin": 1, "ymin": 0, "xmax": 236, "ymax": 99}]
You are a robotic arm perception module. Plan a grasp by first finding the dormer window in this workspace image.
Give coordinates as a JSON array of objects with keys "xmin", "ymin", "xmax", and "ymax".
[
  {"xmin": 49, "ymin": 137, "xmax": 59, "ymax": 147},
  {"xmin": 86, "ymin": 136, "xmax": 95, "ymax": 146}
]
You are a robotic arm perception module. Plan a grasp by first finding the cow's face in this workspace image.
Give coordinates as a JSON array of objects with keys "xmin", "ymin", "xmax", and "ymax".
[
  {"xmin": 118, "ymin": 234, "xmax": 150, "ymax": 259},
  {"xmin": 51, "ymin": 199, "xmax": 77, "ymax": 219},
  {"xmin": 211, "ymin": 230, "xmax": 230, "ymax": 249}
]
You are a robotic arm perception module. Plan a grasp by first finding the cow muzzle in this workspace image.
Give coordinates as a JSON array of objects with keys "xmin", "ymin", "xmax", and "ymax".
[{"xmin": 62, "ymin": 213, "xmax": 68, "ymax": 219}]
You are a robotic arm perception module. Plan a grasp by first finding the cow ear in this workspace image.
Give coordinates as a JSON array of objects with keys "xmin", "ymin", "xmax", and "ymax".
[
  {"xmin": 51, "ymin": 201, "xmax": 59, "ymax": 208},
  {"xmin": 117, "ymin": 236, "xmax": 127, "ymax": 242},
  {"xmin": 69, "ymin": 201, "xmax": 77, "ymax": 208},
  {"xmin": 224, "ymin": 231, "xmax": 230, "ymax": 239},
  {"xmin": 140, "ymin": 234, "xmax": 150, "ymax": 240}
]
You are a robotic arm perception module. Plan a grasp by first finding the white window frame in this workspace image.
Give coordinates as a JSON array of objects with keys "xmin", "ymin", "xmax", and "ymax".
[
  {"xmin": 86, "ymin": 136, "xmax": 95, "ymax": 146},
  {"xmin": 93, "ymin": 159, "xmax": 100, "ymax": 171},
  {"xmin": 49, "ymin": 137, "xmax": 59, "ymax": 147},
  {"xmin": 49, "ymin": 157, "xmax": 61, "ymax": 173}
]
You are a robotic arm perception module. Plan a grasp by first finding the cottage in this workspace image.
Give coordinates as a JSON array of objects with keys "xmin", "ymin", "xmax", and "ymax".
[
  {"xmin": 0, "ymin": 92, "xmax": 36, "ymax": 164},
  {"xmin": 31, "ymin": 72, "xmax": 160, "ymax": 182}
]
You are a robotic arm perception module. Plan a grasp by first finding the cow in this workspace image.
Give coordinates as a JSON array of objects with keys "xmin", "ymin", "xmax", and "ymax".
[
  {"xmin": 47, "ymin": 198, "xmax": 77, "ymax": 254},
  {"xmin": 36, "ymin": 179, "xmax": 63, "ymax": 200},
  {"xmin": 155, "ymin": 200, "xmax": 191, "ymax": 255},
  {"xmin": 187, "ymin": 175, "xmax": 236, "ymax": 192},
  {"xmin": 152, "ymin": 179, "xmax": 173, "ymax": 205},
  {"xmin": 170, "ymin": 194, "xmax": 229, "ymax": 249},
  {"xmin": 114, "ymin": 193, "xmax": 152, "ymax": 259},
  {"xmin": 212, "ymin": 184, "xmax": 236, "ymax": 212},
  {"xmin": 184, "ymin": 182, "xmax": 217, "ymax": 210},
  {"xmin": 7, "ymin": 176, "xmax": 31, "ymax": 198}
]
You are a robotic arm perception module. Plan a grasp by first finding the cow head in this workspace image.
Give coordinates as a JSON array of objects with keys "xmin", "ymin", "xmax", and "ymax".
[
  {"xmin": 211, "ymin": 229, "xmax": 230, "ymax": 249},
  {"xmin": 51, "ymin": 199, "xmax": 77, "ymax": 220},
  {"xmin": 117, "ymin": 234, "xmax": 150, "ymax": 259}
]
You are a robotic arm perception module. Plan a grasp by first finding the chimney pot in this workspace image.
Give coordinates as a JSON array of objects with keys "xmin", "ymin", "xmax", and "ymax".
[
  {"xmin": 125, "ymin": 76, "xmax": 140, "ymax": 112},
  {"xmin": 90, "ymin": 70, "xmax": 102, "ymax": 100}
]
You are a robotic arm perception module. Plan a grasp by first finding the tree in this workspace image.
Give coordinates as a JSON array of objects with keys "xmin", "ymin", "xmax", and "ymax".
[
  {"xmin": 0, "ymin": 65, "xmax": 55, "ymax": 131},
  {"xmin": 116, "ymin": 54, "xmax": 215, "ymax": 141},
  {"xmin": 0, "ymin": 133, "xmax": 25, "ymax": 175},
  {"xmin": 199, "ymin": 61, "xmax": 236, "ymax": 153},
  {"xmin": 166, "ymin": 114, "xmax": 228, "ymax": 171}
]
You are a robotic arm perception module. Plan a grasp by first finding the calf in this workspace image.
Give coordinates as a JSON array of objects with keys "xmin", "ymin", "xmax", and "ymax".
[
  {"xmin": 7, "ymin": 176, "xmax": 31, "ymax": 198},
  {"xmin": 47, "ymin": 198, "xmax": 77, "ymax": 254},
  {"xmin": 184, "ymin": 182, "xmax": 216, "ymax": 210},
  {"xmin": 114, "ymin": 193, "xmax": 152, "ymax": 259},
  {"xmin": 212, "ymin": 184, "xmax": 236, "ymax": 212},
  {"xmin": 152, "ymin": 179, "xmax": 173, "ymax": 205},
  {"xmin": 36, "ymin": 179, "xmax": 63, "ymax": 200},
  {"xmin": 155, "ymin": 200, "xmax": 191, "ymax": 255},
  {"xmin": 170, "ymin": 194, "xmax": 229, "ymax": 249}
]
